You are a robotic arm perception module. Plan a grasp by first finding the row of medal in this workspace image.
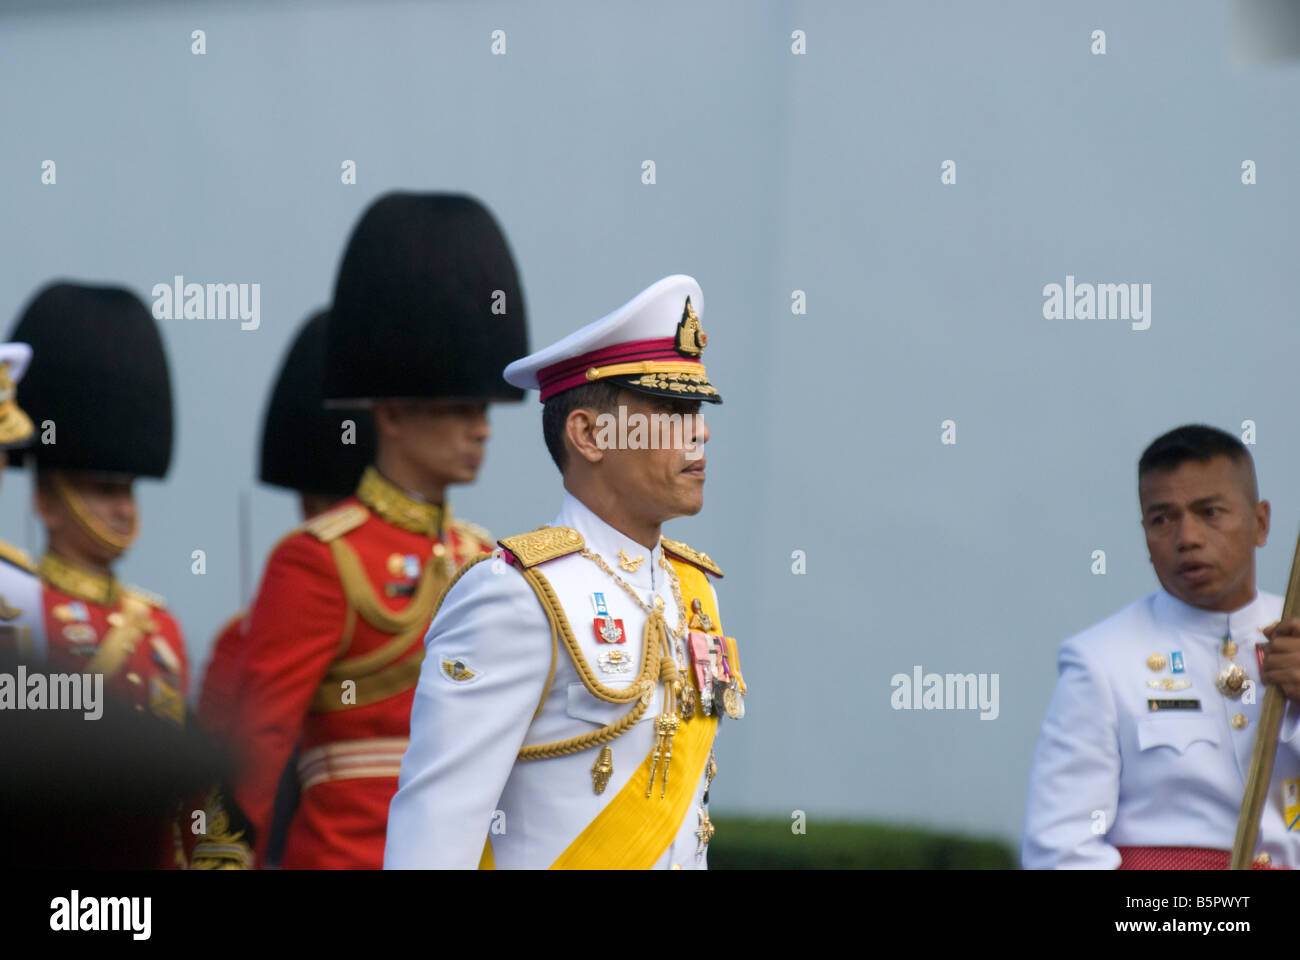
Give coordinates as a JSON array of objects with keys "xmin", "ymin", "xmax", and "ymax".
[
  {"xmin": 590, "ymin": 591, "xmax": 746, "ymax": 720},
  {"xmin": 53, "ymin": 599, "xmax": 186, "ymax": 724},
  {"xmin": 1145, "ymin": 635, "xmax": 1263, "ymax": 700}
]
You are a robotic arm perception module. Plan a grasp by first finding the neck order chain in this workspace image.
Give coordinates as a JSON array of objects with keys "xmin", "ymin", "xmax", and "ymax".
[
  {"xmin": 580, "ymin": 547, "xmax": 695, "ymax": 795},
  {"xmin": 580, "ymin": 548, "xmax": 687, "ymax": 641},
  {"xmin": 581, "ymin": 549, "xmax": 692, "ymax": 691}
]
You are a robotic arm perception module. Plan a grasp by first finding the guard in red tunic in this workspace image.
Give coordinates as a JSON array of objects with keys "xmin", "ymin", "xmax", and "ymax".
[
  {"xmin": 230, "ymin": 193, "xmax": 530, "ymax": 868},
  {"xmin": 7, "ymin": 282, "xmax": 248, "ymax": 869},
  {"xmin": 199, "ymin": 309, "xmax": 376, "ymax": 745},
  {"xmin": 199, "ymin": 307, "xmax": 376, "ymax": 865},
  {"xmin": 12, "ymin": 284, "xmax": 190, "ymax": 730}
]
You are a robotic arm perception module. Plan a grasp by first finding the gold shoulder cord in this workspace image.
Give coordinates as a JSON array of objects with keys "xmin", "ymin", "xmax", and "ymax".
[
  {"xmin": 86, "ymin": 593, "xmax": 156, "ymax": 681},
  {"xmin": 513, "ymin": 563, "xmax": 675, "ymax": 763},
  {"xmin": 304, "ymin": 537, "xmax": 452, "ymax": 713},
  {"xmin": 438, "ymin": 548, "xmax": 665, "ymax": 758}
]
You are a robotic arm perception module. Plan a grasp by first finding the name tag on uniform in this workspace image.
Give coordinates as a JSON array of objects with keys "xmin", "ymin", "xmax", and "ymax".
[{"xmin": 1148, "ymin": 698, "xmax": 1201, "ymax": 712}]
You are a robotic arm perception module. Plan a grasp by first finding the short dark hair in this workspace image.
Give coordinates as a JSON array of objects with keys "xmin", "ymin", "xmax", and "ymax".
[
  {"xmin": 541, "ymin": 381, "xmax": 624, "ymax": 472},
  {"xmin": 1138, "ymin": 424, "xmax": 1258, "ymax": 502}
]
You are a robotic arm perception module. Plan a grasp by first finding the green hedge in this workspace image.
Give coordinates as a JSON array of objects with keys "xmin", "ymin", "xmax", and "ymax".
[{"xmin": 707, "ymin": 816, "xmax": 1018, "ymax": 869}]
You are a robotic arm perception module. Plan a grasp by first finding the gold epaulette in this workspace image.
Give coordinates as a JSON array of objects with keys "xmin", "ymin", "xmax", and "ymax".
[
  {"xmin": 302, "ymin": 502, "xmax": 369, "ymax": 543},
  {"xmin": 498, "ymin": 526, "xmax": 585, "ymax": 568},
  {"xmin": 451, "ymin": 518, "xmax": 493, "ymax": 553},
  {"xmin": 124, "ymin": 584, "xmax": 168, "ymax": 609},
  {"xmin": 0, "ymin": 538, "xmax": 36, "ymax": 574},
  {"xmin": 661, "ymin": 537, "xmax": 723, "ymax": 578}
]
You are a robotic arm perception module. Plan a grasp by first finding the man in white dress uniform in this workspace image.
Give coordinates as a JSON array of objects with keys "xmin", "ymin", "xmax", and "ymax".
[
  {"xmin": 1024, "ymin": 424, "xmax": 1300, "ymax": 869},
  {"xmin": 385, "ymin": 275, "xmax": 746, "ymax": 869}
]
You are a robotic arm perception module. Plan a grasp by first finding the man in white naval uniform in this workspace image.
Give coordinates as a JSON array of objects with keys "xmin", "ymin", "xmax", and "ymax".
[
  {"xmin": 386, "ymin": 275, "xmax": 742, "ymax": 869},
  {"xmin": 1024, "ymin": 424, "xmax": 1300, "ymax": 869},
  {"xmin": 0, "ymin": 341, "xmax": 46, "ymax": 662}
]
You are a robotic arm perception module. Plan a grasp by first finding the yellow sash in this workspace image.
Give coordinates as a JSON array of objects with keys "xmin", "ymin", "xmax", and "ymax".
[{"xmin": 478, "ymin": 555, "xmax": 722, "ymax": 870}]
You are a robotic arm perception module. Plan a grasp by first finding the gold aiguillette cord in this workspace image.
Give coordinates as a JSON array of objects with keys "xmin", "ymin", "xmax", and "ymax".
[{"xmin": 645, "ymin": 609, "xmax": 682, "ymax": 799}]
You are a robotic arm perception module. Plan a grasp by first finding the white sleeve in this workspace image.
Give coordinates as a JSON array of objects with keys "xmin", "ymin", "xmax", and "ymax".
[
  {"xmin": 1021, "ymin": 636, "xmax": 1122, "ymax": 870},
  {"xmin": 384, "ymin": 559, "xmax": 551, "ymax": 869}
]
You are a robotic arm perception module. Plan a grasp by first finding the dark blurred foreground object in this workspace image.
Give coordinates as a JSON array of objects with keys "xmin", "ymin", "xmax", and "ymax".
[
  {"xmin": 0, "ymin": 655, "xmax": 251, "ymax": 869},
  {"xmin": 707, "ymin": 816, "xmax": 1017, "ymax": 869}
]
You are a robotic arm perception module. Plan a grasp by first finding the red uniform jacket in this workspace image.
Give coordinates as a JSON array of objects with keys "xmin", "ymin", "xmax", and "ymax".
[
  {"xmin": 231, "ymin": 468, "xmax": 492, "ymax": 869},
  {"xmin": 198, "ymin": 610, "xmax": 246, "ymax": 747},
  {"xmin": 39, "ymin": 554, "xmax": 190, "ymax": 730},
  {"xmin": 37, "ymin": 552, "xmax": 191, "ymax": 867}
]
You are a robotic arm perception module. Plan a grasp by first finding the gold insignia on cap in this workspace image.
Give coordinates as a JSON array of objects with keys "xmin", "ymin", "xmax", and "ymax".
[
  {"xmin": 442, "ymin": 659, "xmax": 476, "ymax": 682},
  {"xmin": 1146, "ymin": 653, "xmax": 1167, "ymax": 672},
  {"xmin": 0, "ymin": 361, "xmax": 34, "ymax": 448},
  {"xmin": 675, "ymin": 297, "xmax": 707, "ymax": 357}
]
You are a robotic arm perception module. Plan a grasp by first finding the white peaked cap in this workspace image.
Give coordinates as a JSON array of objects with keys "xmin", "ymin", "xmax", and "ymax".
[{"xmin": 503, "ymin": 275, "xmax": 721, "ymax": 403}]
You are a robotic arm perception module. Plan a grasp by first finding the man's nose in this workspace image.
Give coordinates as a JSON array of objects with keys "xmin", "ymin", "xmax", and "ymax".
[
  {"xmin": 1175, "ymin": 515, "xmax": 1204, "ymax": 548},
  {"xmin": 693, "ymin": 414, "xmax": 710, "ymax": 445}
]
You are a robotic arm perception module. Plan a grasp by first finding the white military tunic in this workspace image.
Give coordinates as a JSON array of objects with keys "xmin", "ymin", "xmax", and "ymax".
[
  {"xmin": 1023, "ymin": 587, "xmax": 1300, "ymax": 868},
  {"xmin": 0, "ymin": 546, "xmax": 47, "ymax": 662},
  {"xmin": 385, "ymin": 493, "xmax": 717, "ymax": 869}
]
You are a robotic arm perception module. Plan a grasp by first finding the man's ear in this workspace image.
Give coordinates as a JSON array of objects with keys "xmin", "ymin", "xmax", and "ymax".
[
  {"xmin": 565, "ymin": 407, "xmax": 608, "ymax": 466},
  {"xmin": 1256, "ymin": 498, "xmax": 1271, "ymax": 548},
  {"xmin": 372, "ymin": 400, "xmax": 404, "ymax": 441}
]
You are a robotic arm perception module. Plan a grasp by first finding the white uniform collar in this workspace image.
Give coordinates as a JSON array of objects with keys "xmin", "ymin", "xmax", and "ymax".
[
  {"xmin": 554, "ymin": 492, "xmax": 665, "ymax": 592},
  {"xmin": 1152, "ymin": 585, "xmax": 1272, "ymax": 640}
]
